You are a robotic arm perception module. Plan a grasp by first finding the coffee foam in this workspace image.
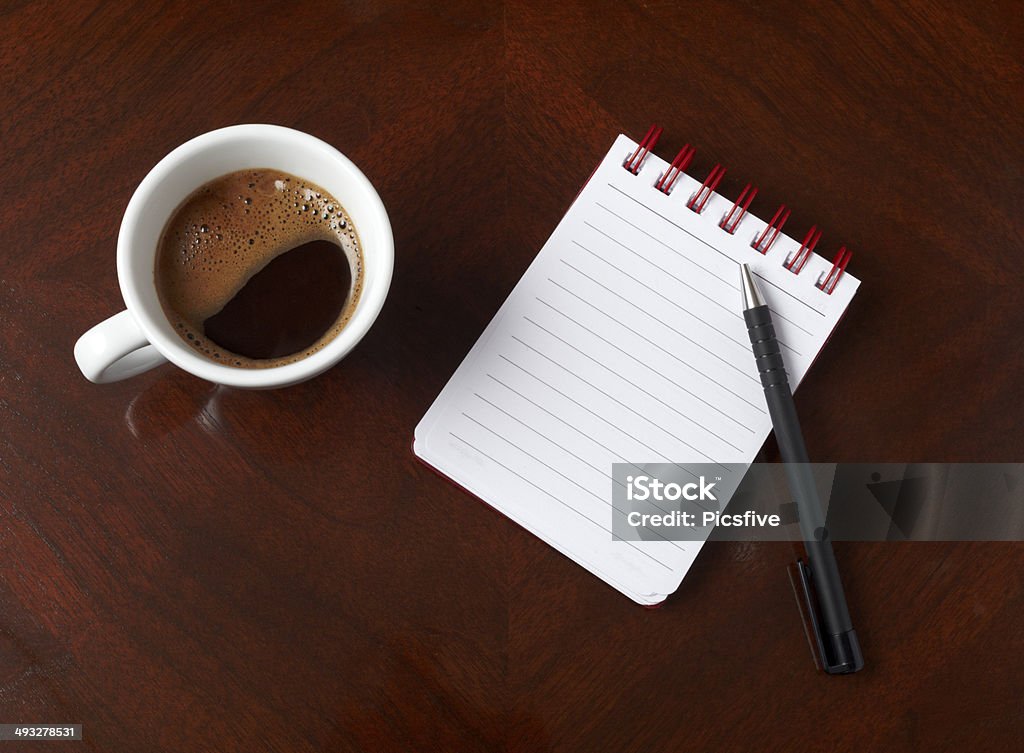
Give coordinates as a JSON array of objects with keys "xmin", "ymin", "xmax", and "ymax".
[{"xmin": 155, "ymin": 169, "xmax": 363, "ymax": 368}]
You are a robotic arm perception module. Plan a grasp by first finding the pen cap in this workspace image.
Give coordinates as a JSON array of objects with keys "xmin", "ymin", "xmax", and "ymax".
[
  {"xmin": 796, "ymin": 560, "xmax": 864, "ymax": 674},
  {"xmin": 823, "ymin": 629, "xmax": 865, "ymax": 675}
]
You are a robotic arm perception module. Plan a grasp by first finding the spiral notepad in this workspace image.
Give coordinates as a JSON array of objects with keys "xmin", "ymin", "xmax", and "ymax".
[{"xmin": 415, "ymin": 127, "xmax": 860, "ymax": 604}]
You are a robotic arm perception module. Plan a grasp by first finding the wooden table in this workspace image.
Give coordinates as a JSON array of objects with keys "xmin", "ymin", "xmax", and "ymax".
[{"xmin": 2, "ymin": 1, "xmax": 1022, "ymax": 750}]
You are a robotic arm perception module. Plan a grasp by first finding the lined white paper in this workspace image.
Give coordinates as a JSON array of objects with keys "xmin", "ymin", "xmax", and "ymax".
[{"xmin": 414, "ymin": 135, "xmax": 859, "ymax": 603}]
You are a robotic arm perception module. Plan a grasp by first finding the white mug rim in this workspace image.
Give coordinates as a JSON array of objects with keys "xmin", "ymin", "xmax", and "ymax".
[{"xmin": 117, "ymin": 124, "xmax": 393, "ymax": 388}]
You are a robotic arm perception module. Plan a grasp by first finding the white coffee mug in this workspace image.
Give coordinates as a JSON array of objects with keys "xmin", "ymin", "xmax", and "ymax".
[{"xmin": 74, "ymin": 124, "xmax": 393, "ymax": 388}]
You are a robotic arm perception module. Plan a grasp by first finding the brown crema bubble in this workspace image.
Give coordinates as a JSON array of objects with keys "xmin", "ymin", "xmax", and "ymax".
[{"xmin": 155, "ymin": 169, "xmax": 364, "ymax": 368}]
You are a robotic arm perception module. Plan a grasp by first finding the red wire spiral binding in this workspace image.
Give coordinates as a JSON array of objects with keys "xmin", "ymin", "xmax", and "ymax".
[
  {"xmin": 626, "ymin": 127, "xmax": 852, "ymax": 295},
  {"xmin": 720, "ymin": 183, "xmax": 758, "ymax": 234},
  {"xmin": 687, "ymin": 164, "xmax": 726, "ymax": 214},
  {"xmin": 784, "ymin": 225, "xmax": 822, "ymax": 274},
  {"xmin": 817, "ymin": 247, "xmax": 852, "ymax": 294},
  {"xmin": 655, "ymin": 144, "xmax": 695, "ymax": 194},
  {"xmin": 751, "ymin": 204, "xmax": 790, "ymax": 254},
  {"xmin": 623, "ymin": 124, "xmax": 663, "ymax": 174}
]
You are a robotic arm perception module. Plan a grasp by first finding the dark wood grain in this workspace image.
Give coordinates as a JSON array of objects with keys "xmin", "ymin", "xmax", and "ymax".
[{"xmin": 2, "ymin": 1, "xmax": 1022, "ymax": 750}]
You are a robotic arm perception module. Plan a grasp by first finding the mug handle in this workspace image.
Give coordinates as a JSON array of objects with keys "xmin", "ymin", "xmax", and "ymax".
[{"xmin": 74, "ymin": 310, "xmax": 168, "ymax": 383}]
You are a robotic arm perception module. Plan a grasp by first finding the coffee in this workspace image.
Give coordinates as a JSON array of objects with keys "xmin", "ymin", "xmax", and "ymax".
[{"xmin": 155, "ymin": 169, "xmax": 363, "ymax": 368}]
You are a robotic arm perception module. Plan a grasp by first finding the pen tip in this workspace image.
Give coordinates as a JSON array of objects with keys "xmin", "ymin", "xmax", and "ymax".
[{"xmin": 740, "ymin": 263, "xmax": 765, "ymax": 310}]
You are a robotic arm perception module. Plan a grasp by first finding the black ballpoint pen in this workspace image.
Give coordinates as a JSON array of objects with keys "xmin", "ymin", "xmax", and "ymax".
[{"xmin": 739, "ymin": 263, "xmax": 864, "ymax": 674}]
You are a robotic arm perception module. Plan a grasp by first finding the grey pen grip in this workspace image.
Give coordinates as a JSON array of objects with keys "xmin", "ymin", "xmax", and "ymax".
[{"xmin": 743, "ymin": 304, "xmax": 854, "ymax": 637}]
